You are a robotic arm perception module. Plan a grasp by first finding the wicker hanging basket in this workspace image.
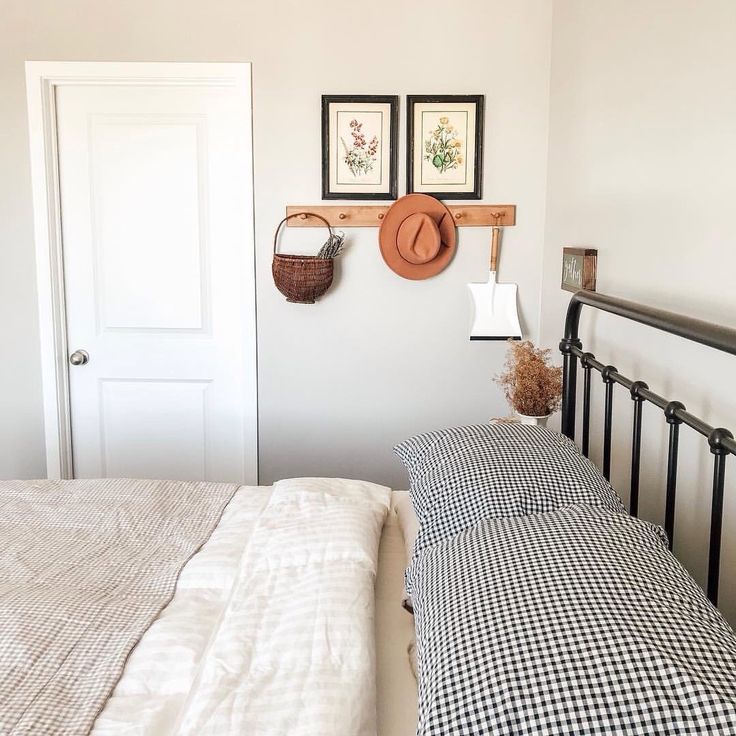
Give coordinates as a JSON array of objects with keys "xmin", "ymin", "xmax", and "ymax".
[{"xmin": 272, "ymin": 213, "xmax": 335, "ymax": 304}]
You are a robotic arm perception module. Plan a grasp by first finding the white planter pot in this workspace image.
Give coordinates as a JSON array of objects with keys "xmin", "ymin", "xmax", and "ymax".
[{"xmin": 516, "ymin": 413, "xmax": 551, "ymax": 428}]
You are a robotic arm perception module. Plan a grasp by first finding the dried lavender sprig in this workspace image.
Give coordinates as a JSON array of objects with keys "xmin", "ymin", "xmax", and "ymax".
[{"xmin": 317, "ymin": 231, "xmax": 346, "ymax": 259}]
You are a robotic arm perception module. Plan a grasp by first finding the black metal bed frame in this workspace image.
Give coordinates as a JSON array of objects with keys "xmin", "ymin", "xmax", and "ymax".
[{"xmin": 559, "ymin": 291, "xmax": 736, "ymax": 606}]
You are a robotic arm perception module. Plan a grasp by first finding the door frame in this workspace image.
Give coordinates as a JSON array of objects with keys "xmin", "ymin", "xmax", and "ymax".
[{"xmin": 25, "ymin": 61, "xmax": 258, "ymax": 480}]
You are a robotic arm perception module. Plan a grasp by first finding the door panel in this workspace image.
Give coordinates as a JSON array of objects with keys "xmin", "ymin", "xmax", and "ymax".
[
  {"xmin": 55, "ymin": 79, "xmax": 256, "ymax": 483},
  {"xmin": 90, "ymin": 116, "xmax": 207, "ymax": 332},
  {"xmin": 99, "ymin": 379, "xmax": 210, "ymax": 479}
]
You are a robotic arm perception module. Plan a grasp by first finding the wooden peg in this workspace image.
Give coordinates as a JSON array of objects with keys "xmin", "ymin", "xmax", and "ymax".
[
  {"xmin": 454, "ymin": 211, "xmax": 463, "ymax": 220},
  {"xmin": 338, "ymin": 212, "xmax": 347, "ymax": 220},
  {"xmin": 377, "ymin": 212, "xmax": 384, "ymax": 220}
]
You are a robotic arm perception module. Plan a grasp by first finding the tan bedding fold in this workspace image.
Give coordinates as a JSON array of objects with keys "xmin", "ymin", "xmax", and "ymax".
[{"xmin": 0, "ymin": 478, "xmax": 237, "ymax": 736}]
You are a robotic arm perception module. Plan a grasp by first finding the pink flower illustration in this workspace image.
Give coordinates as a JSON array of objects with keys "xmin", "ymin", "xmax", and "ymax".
[{"xmin": 341, "ymin": 118, "xmax": 380, "ymax": 176}]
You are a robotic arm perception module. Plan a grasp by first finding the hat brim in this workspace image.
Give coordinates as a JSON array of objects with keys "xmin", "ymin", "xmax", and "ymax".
[{"xmin": 379, "ymin": 194, "xmax": 457, "ymax": 280}]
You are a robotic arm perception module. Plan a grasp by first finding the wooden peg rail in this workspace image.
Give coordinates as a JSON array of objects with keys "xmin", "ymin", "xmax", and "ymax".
[{"xmin": 285, "ymin": 204, "xmax": 516, "ymax": 228}]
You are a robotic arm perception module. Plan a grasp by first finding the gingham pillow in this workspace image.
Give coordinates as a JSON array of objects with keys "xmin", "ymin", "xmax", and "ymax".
[
  {"xmin": 407, "ymin": 505, "xmax": 736, "ymax": 735},
  {"xmin": 394, "ymin": 423, "xmax": 625, "ymax": 552}
]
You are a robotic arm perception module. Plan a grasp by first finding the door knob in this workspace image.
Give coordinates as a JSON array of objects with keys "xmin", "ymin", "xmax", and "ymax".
[{"xmin": 69, "ymin": 349, "xmax": 90, "ymax": 366}]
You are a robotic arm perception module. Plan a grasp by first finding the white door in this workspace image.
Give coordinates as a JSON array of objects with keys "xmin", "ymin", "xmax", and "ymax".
[{"xmin": 53, "ymin": 71, "xmax": 257, "ymax": 483}]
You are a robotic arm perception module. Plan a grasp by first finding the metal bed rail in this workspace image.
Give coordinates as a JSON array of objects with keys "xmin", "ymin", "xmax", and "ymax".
[{"xmin": 559, "ymin": 290, "xmax": 736, "ymax": 605}]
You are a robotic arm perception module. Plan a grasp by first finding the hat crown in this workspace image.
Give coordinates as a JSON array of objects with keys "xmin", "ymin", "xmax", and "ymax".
[{"xmin": 396, "ymin": 212, "xmax": 441, "ymax": 265}]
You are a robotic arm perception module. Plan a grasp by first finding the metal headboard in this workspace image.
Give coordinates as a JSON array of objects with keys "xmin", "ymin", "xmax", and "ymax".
[{"xmin": 559, "ymin": 290, "xmax": 736, "ymax": 605}]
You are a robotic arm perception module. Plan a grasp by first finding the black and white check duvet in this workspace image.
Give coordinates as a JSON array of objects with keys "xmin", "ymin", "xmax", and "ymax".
[{"xmin": 398, "ymin": 425, "xmax": 736, "ymax": 734}]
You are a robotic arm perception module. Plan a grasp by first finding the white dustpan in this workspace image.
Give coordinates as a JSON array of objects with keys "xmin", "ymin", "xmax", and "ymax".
[{"xmin": 468, "ymin": 226, "xmax": 522, "ymax": 340}]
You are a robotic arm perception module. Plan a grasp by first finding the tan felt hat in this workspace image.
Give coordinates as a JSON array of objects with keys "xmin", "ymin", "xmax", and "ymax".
[{"xmin": 379, "ymin": 194, "xmax": 457, "ymax": 280}]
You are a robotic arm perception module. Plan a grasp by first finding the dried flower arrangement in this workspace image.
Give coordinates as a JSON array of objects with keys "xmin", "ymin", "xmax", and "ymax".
[{"xmin": 495, "ymin": 340, "xmax": 563, "ymax": 417}]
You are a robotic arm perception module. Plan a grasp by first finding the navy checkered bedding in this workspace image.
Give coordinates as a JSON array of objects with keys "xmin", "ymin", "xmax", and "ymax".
[
  {"xmin": 407, "ymin": 506, "xmax": 736, "ymax": 735},
  {"xmin": 396, "ymin": 424, "xmax": 736, "ymax": 735}
]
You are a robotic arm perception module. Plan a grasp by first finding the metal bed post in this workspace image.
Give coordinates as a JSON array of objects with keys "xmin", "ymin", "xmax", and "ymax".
[
  {"xmin": 581, "ymin": 354, "xmax": 593, "ymax": 458},
  {"xmin": 663, "ymin": 401, "xmax": 685, "ymax": 549},
  {"xmin": 707, "ymin": 428, "xmax": 733, "ymax": 604},
  {"xmin": 628, "ymin": 381, "xmax": 648, "ymax": 518},
  {"xmin": 601, "ymin": 366, "xmax": 617, "ymax": 481},
  {"xmin": 560, "ymin": 297, "xmax": 584, "ymax": 441}
]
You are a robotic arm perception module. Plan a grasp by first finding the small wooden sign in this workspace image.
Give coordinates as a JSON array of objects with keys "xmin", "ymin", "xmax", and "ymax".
[{"xmin": 561, "ymin": 248, "xmax": 597, "ymax": 292}]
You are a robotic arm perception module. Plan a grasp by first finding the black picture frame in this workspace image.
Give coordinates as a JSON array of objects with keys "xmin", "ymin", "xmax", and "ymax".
[
  {"xmin": 406, "ymin": 95, "xmax": 484, "ymax": 200},
  {"xmin": 321, "ymin": 95, "xmax": 399, "ymax": 200}
]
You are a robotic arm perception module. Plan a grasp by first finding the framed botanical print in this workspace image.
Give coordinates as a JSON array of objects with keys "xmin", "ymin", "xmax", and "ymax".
[
  {"xmin": 407, "ymin": 95, "xmax": 484, "ymax": 200},
  {"xmin": 321, "ymin": 95, "xmax": 398, "ymax": 200}
]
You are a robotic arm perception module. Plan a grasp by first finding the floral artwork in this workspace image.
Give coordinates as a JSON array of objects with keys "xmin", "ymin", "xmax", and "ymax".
[
  {"xmin": 407, "ymin": 95, "xmax": 484, "ymax": 199},
  {"xmin": 341, "ymin": 119, "xmax": 379, "ymax": 177},
  {"xmin": 322, "ymin": 96, "xmax": 398, "ymax": 200},
  {"xmin": 424, "ymin": 116, "xmax": 463, "ymax": 174}
]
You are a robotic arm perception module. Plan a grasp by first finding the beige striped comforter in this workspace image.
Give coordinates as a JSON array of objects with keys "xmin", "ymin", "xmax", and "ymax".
[{"xmin": 0, "ymin": 478, "xmax": 237, "ymax": 736}]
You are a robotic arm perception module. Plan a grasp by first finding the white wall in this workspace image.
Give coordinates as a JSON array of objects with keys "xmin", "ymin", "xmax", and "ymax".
[
  {"xmin": 5, "ymin": 0, "xmax": 736, "ymax": 621},
  {"xmin": 0, "ymin": 0, "xmax": 553, "ymax": 488},
  {"xmin": 540, "ymin": 0, "xmax": 736, "ymax": 622}
]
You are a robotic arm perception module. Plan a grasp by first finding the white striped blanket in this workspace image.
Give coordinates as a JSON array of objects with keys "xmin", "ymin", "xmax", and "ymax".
[{"xmin": 93, "ymin": 478, "xmax": 392, "ymax": 736}]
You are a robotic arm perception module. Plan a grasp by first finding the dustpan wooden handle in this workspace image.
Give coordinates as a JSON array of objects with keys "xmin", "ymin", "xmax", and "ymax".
[{"xmin": 490, "ymin": 226, "xmax": 502, "ymax": 271}]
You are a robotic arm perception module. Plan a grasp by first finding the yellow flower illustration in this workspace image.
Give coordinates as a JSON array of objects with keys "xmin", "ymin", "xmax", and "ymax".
[{"xmin": 424, "ymin": 117, "xmax": 463, "ymax": 174}]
